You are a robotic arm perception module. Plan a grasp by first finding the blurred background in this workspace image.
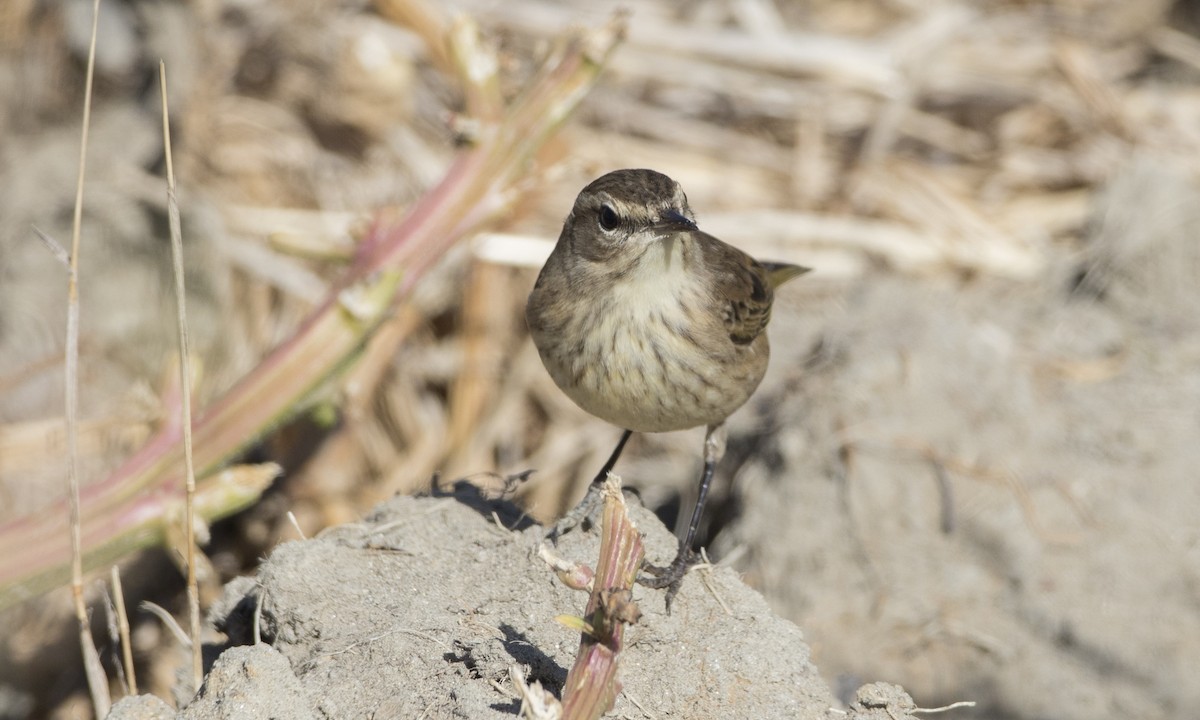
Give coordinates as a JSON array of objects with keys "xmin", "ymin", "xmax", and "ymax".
[{"xmin": 2, "ymin": 0, "xmax": 1200, "ymax": 717}]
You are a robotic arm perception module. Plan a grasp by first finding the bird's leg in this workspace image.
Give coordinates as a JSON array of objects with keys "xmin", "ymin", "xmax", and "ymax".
[
  {"xmin": 546, "ymin": 429, "xmax": 634, "ymax": 542},
  {"xmin": 640, "ymin": 423, "xmax": 726, "ymax": 609}
]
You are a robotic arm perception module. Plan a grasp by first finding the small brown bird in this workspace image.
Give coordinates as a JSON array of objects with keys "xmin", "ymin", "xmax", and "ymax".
[{"xmin": 526, "ymin": 168, "xmax": 807, "ymax": 605}]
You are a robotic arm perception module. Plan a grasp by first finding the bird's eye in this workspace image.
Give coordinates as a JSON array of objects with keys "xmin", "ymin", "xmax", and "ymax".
[{"xmin": 598, "ymin": 204, "xmax": 620, "ymax": 231}]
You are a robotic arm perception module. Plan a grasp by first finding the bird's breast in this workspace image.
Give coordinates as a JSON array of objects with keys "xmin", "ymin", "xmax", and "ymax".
[{"xmin": 529, "ymin": 264, "xmax": 769, "ymax": 433}]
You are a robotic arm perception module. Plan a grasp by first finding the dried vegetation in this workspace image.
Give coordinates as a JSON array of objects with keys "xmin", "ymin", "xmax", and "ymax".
[{"xmin": 2, "ymin": 0, "xmax": 1200, "ymax": 715}]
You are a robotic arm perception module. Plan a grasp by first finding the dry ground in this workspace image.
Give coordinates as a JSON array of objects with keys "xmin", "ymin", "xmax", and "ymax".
[{"xmin": 2, "ymin": 0, "xmax": 1199, "ymax": 717}]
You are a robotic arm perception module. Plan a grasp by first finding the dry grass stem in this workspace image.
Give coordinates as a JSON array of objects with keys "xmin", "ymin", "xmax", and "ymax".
[
  {"xmin": 287, "ymin": 511, "xmax": 307, "ymax": 540},
  {"xmin": 253, "ymin": 588, "xmax": 265, "ymax": 646},
  {"xmin": 140, "ymin": 600, "xmax": 191, "ymax": 647},
  {"xmin": 63, "ymin": 0, "xmax": 111, "ymax": 714},
  {"xmin": 913, "ymin": 701, "xmax": 978, "ymax": 714},
  {"xmin": 110, "ymin": 565, "xmax": 137, "ymax": 695},
  {"xmin": 696, "ymin": 548, "xmax": 731, "ymax": 616},
  {"xmin": 160, "ymin": 59, "xmax": 204, "ymax": 693}
]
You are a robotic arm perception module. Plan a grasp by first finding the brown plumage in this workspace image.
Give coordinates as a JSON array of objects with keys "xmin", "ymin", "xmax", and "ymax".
[{"xmin": 526, "ymin": 168, "xmax": 808, "ymax": 607}]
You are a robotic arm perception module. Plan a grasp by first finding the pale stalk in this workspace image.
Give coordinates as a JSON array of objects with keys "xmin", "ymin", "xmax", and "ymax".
[
  {"xmin": 160, "ymin": 60, "xmax": 204, "ymax": 692},
  {"xmin": 110, "ymin": 566, "xmax": 137, "ymax": 695},
  {"xmin": 66, "ymin": 0, "xmax": 111, "ymax": 715}
]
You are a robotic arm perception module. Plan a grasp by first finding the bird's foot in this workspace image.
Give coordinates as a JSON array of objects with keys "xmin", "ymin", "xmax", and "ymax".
[
  {"xmin": 638, "ymin": 544, "xmax": 697, "ymax": 612},
  {"xmin": 545, "ymin": 481, "xmax": 605, "ymax": 544}
]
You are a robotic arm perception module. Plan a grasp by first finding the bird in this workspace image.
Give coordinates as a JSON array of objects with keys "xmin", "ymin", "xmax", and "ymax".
[{"xmin": 525, "ymin": 168, "xmax": 808, "ymax": 606}]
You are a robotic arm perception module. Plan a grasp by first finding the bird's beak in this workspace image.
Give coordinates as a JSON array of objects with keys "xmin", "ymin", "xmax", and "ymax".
[{"xmin": 654, "ymin": 209, "xmax": 698, "ymax": 235}]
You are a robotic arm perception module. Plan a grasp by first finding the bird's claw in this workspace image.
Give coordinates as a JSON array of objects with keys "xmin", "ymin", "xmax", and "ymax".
[
  {"xmin": 545, "ymin": 482, "xmax": 605, "ymax": 544},
  {"xmin": 637, "ymin": 545, "xmax": 697, "ymax": 612}
]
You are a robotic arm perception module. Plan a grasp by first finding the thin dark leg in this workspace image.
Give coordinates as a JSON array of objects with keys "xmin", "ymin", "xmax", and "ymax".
[
  {"xmin": 546, "ymin": 429, "xmax": 633, "ymax": 542},
  {"xmin": 680, "ymin": 455, "xmax": 716, "ymax": 558},
  {"xmin": 593, "ymin": 429, "xmax": 633, "ymax": 486},
  {"xmin": 638, "ymin": 457, "xmax": 714, "ymax": 603},
  {"xmin": 640, "ymin": 424, "xmax": 725, "ymax": 610}
]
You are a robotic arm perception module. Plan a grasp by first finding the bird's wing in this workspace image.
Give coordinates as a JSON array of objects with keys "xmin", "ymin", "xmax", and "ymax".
[{"xmin": 700, "ymin": 234, "xmax": 777, "ymax": 346}]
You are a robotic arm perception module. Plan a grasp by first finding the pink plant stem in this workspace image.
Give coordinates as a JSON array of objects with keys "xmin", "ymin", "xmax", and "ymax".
[
  {"xmin": 0, "ymin": 16, "xmax": 625, "ymax": 608},
  {"xmin": 561, "ymin": 478, "xmax": 645, "ymax": 719}
]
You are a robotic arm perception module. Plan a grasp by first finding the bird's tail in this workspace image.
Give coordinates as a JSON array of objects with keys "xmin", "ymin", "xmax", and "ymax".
[{"xmin": 762, "ymin": 262, "xmax": 811, "ymax": 289}]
